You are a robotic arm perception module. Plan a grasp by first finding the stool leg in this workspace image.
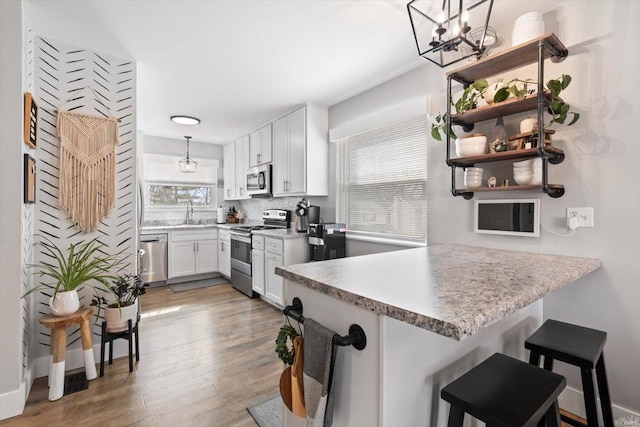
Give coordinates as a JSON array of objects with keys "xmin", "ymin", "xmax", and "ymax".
[
  {"xmin": 100, "ymin": 322, "xmax": 107, "ymax": 377},
  {"xmin": 128, "ymin": 319, "xmax": 133, "ymax": 372},
  {"xmin": 529, "ymin": 351, "xmax": 541, "ymax": 367},
  {"xmin": 543, "ymin": 355, "xmax": 554, "ymax": 371},
  {"xmin": 446, "ymin": 405, "xmax": 464, "ymax": 427},
  {"xmin": 109, "ymin": 334, "xmax": 114, "ymax": 365},
  {"xmin": 596, "ymin": 354, "xmax": 614, "ymax": 427},
  {"xmin": 49, "ymin": 327, "xmax": 66, "ymax": 401},
  {"xmin": 544, "ymin": 400, "xmax": 561, "ymax": 427},
  {"xmin": 80, "ymin": 318, "xmax": 97, "ymax": 380},
  {"xmin": 134, "ymin": 323, "xmax": 140, "ymax": 362},
  {"xmin": 580, "ymin": 368, "xmax": 600, "ymax": 427}
]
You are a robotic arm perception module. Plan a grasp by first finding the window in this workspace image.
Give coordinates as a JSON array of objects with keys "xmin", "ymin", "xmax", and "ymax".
[
  {"xmin": 147, "ymin": 184, "xmax": 214, "ymax": 208},
  {"xmin": 336, "ymin": 115, "xmax": 428, "ymax": 243}
]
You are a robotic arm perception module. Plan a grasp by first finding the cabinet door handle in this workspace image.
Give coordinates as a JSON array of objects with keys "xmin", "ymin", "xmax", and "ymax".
[
  {"xmin": 221, "ymin": 242, "xmax": 224, "ymax": 252},
  {"xmin": 226, "ymin": 189, "xmax": 230, "ymax": 197},
  {"xmin": 257, "ymin": 153, "xmax": 262, "ymax": 163},
  {"xmin": 193, "ymin": 242, "xmax": 196, "ymax": 252},
  {"xmin": 197, "ymin": 242, "xmax": 199, "ymax": 251}
]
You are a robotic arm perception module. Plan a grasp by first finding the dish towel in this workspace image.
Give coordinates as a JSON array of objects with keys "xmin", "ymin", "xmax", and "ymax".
[{"xmin": 303, "ymin": 319, "xmax": 338, "ymax": 427}]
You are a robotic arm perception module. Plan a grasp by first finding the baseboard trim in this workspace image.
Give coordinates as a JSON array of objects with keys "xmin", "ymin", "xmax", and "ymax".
[
  {"xmin": 559, "ymin": 385, "xmax": 640, "ymax": 421},
  {"xmin": 34, "ymin": 340, "xmax": 135, "ymax": 379},
  {"xmin": 0, "ymin": 379, "xmax": 26, "ymax": 421}
]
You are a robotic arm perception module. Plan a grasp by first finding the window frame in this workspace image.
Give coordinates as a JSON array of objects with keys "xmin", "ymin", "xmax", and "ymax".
[
  {"xmin": 336, "ymin": 115, "xmax": 428, "ymax": 247},
  {"xmin": 144, "ymin": 181, "xmax": 217, "ymax": 212}
]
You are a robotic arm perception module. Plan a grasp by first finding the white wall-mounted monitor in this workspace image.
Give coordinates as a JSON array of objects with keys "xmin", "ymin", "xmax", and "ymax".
[{"xmin": 474, "ymin": 199, "xmax": 540, "ymax": 237}]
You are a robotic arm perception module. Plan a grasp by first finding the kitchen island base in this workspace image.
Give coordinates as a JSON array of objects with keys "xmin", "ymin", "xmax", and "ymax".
[{"xmin": 283, "ymin": 281, "xmax": 543, "ymax": 427}]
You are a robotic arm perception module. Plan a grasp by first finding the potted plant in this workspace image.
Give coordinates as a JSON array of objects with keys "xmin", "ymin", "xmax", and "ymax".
[
  {"xmin": 431, "ymin": 74, "xmax": 579, "ymax": 142},
  {"xmin": 23, "ymin": 236, "xmax": 125, "ymax": 316},
  {"xmin": 91, "ymin": 273, "xmax": 146, "ymax": 332}
]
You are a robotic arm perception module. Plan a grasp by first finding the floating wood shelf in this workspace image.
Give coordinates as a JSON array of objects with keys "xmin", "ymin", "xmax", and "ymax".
[
  {"xmin": 451, "ymin": 93, "xmax": 562, "ymax": 127},
  {"xmin": 447, "ymin": 33, "xmax": 568, "ymax": 84},
  {"xmin": 450, "ymin": 147, "xmax": 564, "ymax": 167},
  {"xmin": 455, "ymin": 184, "xmax": 564, "ymax": 193}
]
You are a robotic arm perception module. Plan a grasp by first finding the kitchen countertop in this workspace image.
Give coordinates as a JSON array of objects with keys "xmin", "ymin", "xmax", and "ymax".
[
  {"xmin": 251, "ymin": 229, "xmax": 309, "ymax": 239},
  {"xmin": 140, "ymin": 221, "xmax": 263, "ymax": 233},
  {"xmin": 275, "ymin": 244, "xmax": 602, "ymax": 340}
]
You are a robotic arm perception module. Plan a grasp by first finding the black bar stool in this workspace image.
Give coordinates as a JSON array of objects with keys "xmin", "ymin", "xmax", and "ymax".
[
  {"xmin": 525, "ymin": 319, "xmax": 614, "ymax": 427},
  {"xmin": 441, "ymin": 353, "xmax": 566, "ymax": 427},
  {"xmin": 99, "ymin": 317, "xmax": 140, "ymax": 377}
]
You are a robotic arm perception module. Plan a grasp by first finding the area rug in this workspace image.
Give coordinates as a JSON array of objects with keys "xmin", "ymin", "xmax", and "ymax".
[
  {"xmin": 616, "ymin": 415, "xmax": 640, "ymax": 427},
  {"xmin": 168, "ymin": 277, "xmax": 229, "ymax": 293},
  {"xmin": 247, "ymin": 395, "xmax": 283, "ymax": 427}
]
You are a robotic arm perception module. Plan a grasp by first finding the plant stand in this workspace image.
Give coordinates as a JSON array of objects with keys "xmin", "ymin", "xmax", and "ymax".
[
  {"xmin": 39, "ymin": 308, "xmax": 97, "ymax": 401},
  {"xmin": 99, "ymin": 315, "xmax": 140, "ymax": 376}
]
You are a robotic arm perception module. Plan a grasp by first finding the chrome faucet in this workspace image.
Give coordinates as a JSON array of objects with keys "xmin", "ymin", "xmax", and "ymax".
[{"xmin": 186, "ymin": 200, "xmax": 194, "ymax": 224}]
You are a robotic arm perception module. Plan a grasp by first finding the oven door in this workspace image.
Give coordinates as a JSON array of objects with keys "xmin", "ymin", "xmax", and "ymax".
[{"xmin": 230, "ymin": 232, "xmax": 252, "ymax": 275}]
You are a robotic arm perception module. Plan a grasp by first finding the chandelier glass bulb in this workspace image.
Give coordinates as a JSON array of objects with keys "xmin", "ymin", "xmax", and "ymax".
[{"xmin": 179, "ymin": 136, "xmax": 198, "ymax": 173}]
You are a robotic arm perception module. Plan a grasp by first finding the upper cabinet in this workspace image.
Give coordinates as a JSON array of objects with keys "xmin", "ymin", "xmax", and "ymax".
[
  {"xmin": 272, "ymin": 104, "xmax": 328, "ymax": 197},
  {"xmin": 223, "ymin": 136, "xmax": 250, "ymax": 201},
  {"xmin": 249, "ymin": 123, "xmax": 273, "ymax": 167}
]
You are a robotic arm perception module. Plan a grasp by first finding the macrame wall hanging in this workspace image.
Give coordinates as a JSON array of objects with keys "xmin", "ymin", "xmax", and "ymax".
[{"xmin": 56, "ymin": 111, "xmax": 119, "ymax": 233}]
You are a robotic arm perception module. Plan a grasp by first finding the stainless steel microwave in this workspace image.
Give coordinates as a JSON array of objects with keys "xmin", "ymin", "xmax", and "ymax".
[{"xmin": 246, "ymin": 164, "xmax": 272, "ymax": 196}]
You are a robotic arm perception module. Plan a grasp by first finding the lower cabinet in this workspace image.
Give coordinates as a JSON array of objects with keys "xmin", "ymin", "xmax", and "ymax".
[
  {"xmin": 252, "ymin": 234, "xmax": 309, "ymax": 307},
  {"xmin": 168, "ymin": 230, "xmax": 218, "ymax": 278},
  {"xmin": 218, "ymin": 229, "xmax": 231, "ymax": 277},
  {"xmin": 265, "ymin": 252, "xmax": 284, "ymax": 306}
]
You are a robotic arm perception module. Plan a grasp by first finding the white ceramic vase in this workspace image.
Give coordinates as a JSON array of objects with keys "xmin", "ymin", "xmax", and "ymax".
[
  {"xmin": 49, "ymin": 290, "xmax": 80, "ymax": 316},
  {"xmin": 485, "ymin": 81, "xmax": 505, "ymax": 104},
  {"xmin": 105, "ymin": 299, "xmax": 138, "ymax": 333}
]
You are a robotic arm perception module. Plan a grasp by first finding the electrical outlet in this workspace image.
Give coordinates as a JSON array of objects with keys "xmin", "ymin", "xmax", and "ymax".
[{"xmin": 566, "ymin": 207, "xmax": 594, "ymax": 229}]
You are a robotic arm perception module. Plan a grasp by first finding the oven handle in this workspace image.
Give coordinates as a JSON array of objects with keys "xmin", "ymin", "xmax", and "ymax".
[{"xmin": 230, "ymin": 232, "xmax": 252, "ymax": 244}]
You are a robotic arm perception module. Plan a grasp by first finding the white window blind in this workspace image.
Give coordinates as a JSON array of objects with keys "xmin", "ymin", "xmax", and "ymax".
[{"xmin": 336, "ymin": 115, "xmax": 428, "ymax": 242}]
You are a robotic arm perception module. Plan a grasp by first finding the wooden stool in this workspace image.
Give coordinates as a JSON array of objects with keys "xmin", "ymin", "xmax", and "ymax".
[
  {"xmin": 441, "ymin": 353, "xmax": 566, "ymax": 427},
  {"xmin": 39, "ymin": 307, "xmax": 97, "ymax": 401},
  {"xmin": 525, "ymin": 319, "xmax": 614, "ymax": 427},
  {"xmin": 99, "ymin": 315, "xmax": 140, "ymax": 376}
]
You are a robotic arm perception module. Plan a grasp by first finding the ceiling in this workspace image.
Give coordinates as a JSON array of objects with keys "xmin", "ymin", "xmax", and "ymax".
[{"xmin": 26, "ymin": 0, "xmax": 560, "ymax": 145}]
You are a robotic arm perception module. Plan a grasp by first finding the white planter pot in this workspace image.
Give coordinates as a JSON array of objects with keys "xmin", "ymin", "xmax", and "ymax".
[
  {"xmin": 105, "ymin": 299, "xmax": 138, "ymax": 333},
  {"xmin": 49, "ymin": 290, "xmax": 80, "ymax": 316}
]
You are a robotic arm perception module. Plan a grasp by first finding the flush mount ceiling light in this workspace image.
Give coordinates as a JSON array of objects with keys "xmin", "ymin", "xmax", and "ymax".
[
  {"xmin": 179, "ymin": 136, "xmax": 197, "ymax": 173},
  {"xmin": 171, "ymin": 115, "xmax": 200, "ymax": 125},
  {"xmin": 407, "ymin": 0, "xmax": 494, "ymax": 68}
]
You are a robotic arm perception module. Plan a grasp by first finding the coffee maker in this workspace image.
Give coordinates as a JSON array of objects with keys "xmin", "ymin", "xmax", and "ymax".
[
  {"xmin": 308, "ymin": 223, "xmax": 346, "ymax": 261},
  {"xmin": 294, "ymin": 199, "xmax": 320, "ymax": 233}
]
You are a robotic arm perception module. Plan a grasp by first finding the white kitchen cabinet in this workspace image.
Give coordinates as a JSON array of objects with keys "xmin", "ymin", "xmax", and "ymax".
[
  {"xmin": 223, "ymin": 142, "xmax": 236, "ymax": 200},
  {"xmin": 249, "ymin": 123, "xmax": 272, "ymax": 167},
  {"xmin": 235, "ymin": 135, "xmax": 250, "ymax": 199},
  {"xmin": 255, "ymin": 234, "xmax": 309, "ymax": 308},
  {"xmin": 168, "ymin": 230, "xmax": 218, "ymax": 278},
  {"xmin": 223, "ymin": 136, "xmax": 250, "ymax": 201},
  {"xmin": 272, "ymin": 104, "xmax": 328, "ymax": 197},
  {"xmin": 265, "ymin": 253, "xmax": 283, "ymax": 306},
  {"xmin": 218, "ymin": 229, "xmax": 230, "ymax": 277}
]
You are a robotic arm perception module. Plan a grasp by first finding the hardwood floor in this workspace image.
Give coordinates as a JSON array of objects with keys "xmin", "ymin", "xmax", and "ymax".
[{"xmin": 3, "ymin": 284, "xmax": 284, "ymax": 427}]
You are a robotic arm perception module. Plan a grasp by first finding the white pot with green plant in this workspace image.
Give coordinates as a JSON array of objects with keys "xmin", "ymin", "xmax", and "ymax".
[
  {"xmin": 92, "ymin": 273, "xmax": 146, "ymax": 333},
  {"xmin": 23, "ymin": 236, "xmax": 125, "ymax": 317}
]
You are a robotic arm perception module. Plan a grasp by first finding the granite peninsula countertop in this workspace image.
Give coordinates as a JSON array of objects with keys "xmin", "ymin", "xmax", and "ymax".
[
  {"xmin": 252, "ymin": 229, "xmax": 309, "ymax": 240},
  {"xmin": 275, "ymin": 244, "xmax": 602, "ymax": 340}
]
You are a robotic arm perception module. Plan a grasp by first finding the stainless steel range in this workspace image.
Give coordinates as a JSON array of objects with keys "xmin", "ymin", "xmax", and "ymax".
[{"xmin": 230, "ymin": 209, "xmax": 291, "ymax": 297}]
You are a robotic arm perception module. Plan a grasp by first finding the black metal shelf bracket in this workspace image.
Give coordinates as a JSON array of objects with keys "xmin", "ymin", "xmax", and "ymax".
[{"xmin": 283, "ymin": 297, "xmax": 367, "ymax": 351}]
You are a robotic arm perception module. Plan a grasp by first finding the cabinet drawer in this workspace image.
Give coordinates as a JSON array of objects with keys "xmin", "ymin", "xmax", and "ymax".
[
  {"xmin": 265, "ymin": 237, "xmax": 283, "ymax": 255},
  {"xmin": 252, "ymin": 235, "xmax": 265, "ymax": 250},
  {"xmin": 218, "ymin": 229, "xmax": 230, "ymax": 241},
  {"xmin": 171, "ymin": 229, "xmax": 217, "ymax": 242}
]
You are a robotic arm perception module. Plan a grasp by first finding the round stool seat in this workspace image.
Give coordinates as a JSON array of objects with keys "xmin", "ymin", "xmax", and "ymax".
[{"xmin": 441, "ymin": 353, "xmax": 566, "ymax": 427}]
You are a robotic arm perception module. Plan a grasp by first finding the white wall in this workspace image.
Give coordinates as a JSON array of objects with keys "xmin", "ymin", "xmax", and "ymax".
[
  {"xmin": 0, "ymin": 0, "xmax": 28, "ymax": 419},
  {"xmin": 329, "ymin": 0, "xmax": 640, "ymax": 416}
]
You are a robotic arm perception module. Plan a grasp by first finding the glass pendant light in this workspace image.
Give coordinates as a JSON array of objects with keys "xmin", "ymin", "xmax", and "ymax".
[{"xmin": 179, "ymin": 136, "xmax": 197, "ymax": 173}]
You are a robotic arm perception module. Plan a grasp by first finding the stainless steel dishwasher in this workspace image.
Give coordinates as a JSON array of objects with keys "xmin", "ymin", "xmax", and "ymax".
[{"xmin": 139, "ymin": 234, "xmax": 168, "ymax": 284}]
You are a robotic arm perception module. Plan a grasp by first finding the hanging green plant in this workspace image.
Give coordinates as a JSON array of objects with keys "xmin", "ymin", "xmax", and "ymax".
[
  {"xmin": 493, "ymin": 74, "xmax": 580, "ymax": 127},
  {"xmin": 431, "ymin": 79, "xmax": 488, "ymax": 142}
]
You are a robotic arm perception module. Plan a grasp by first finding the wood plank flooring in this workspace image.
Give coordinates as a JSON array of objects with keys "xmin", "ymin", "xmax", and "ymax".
[{"xmin": 3, "ymin": 284, "xmax": 284, "ymax": 427}]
